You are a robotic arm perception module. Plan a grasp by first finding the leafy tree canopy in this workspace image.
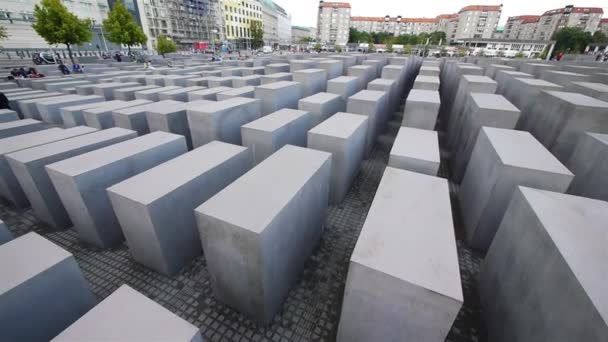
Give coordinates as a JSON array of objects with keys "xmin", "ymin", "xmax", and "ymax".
[
  {"xmin": 0, "ymin": 25, "xmax": 8, "ymax": 40},
  {"xmin": 103, "ymin": 1, "xmax": 147, "ymax": 53},
  {"xmin": 156, "ymin": 35, "xmax": 177, "ymax": 56},
  {"xmin": 250, "ymin": 20, "xmax": 264, "ymax": 49}
]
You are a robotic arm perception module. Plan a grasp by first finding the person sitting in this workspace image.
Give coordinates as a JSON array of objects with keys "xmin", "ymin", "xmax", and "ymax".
[
  {"xmin": 72, "ymin": 63, "xmax": 84, "ymax": 73},
  {"xmin": 58, "ymin": 62, "xmax": 71, "ymax": 75},
  {"xmin": 28, "ymin": 67, "xmax": 44, "ymax": 78}
]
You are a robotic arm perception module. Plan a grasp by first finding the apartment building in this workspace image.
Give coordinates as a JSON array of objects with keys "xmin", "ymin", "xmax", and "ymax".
[
  {"xmin": 533, "ymin": 6, "xmax": 603, "ymax": 41},
  {"xmin": 316, "ymin": 1, "xmax": 351, "ymax": 46},
  {"xmin": 504, "ymin": 15, "xmax": 540, "ymax": 40},
  {"xmin": 403, "ymin": 18, "xmax": 438, "ymax": 35},
  {"xmin": 292, "ymin": 26, "xmax": 315, "ymax": 43},
  {"xmin": 223, "ymin": 0, "xmax": 263, "ymax": 47},
  {"xmin": 601, "ymin": 18, "xmax": 608, "ymax": 35},
  {"xmin": 453, "ymin": 5, "xmax": 502, "ymax": 41},
  {"xmin": 350, "ymin": 16, "xmax": 438, "ymax": 36},
  {"xmin": 275, "ymin": 2, "xmax": 292, "ymax": 46}
]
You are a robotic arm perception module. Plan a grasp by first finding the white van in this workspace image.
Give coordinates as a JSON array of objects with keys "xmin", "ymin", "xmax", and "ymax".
[{"xmin": 262, "ymin": 46, "xmax": 273, "ymax": 54}]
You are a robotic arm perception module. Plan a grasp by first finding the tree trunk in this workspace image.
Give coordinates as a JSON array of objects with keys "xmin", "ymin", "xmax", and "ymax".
[
  {"xmin": 127, "ymin": 44, "xmax": 131, "ymax": 55},
  {"xmin": 66, "ymin": 43, "xmax": 75, "ymax": 64}
]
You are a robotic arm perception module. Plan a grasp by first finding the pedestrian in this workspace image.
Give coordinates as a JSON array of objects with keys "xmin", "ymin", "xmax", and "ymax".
[
  {"xmin": 58, "ymin": 61, "xmax": 70, "ymax": 75},
  {"xmin": 0, "ymin": 92, "xmax": 9, "ymax": 109}
]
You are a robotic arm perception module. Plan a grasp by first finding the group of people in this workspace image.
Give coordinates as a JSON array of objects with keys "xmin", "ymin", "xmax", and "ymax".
[
  {"xmin": 7, "ymin": 67, "xmax": 44, "ymax": 80},
  {"xmin": 57, "ymin": 61, "xmax": 84, "ymax": 75}
]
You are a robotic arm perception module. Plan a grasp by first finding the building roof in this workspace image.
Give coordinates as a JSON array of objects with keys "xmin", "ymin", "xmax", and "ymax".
[
  {"xmin": 508, "ymin": 15, "xmax": 541, "ymax": 22},
  {"xmin": 461, "ymin": 38, "xmax": 555, "ymax": 44},
  {"xmin": 601, "ymin": 18, "xmax": 608, "ymax": 24},
  {"xmin": 404, "ymin": 18, "xmax": 438, "ymax": 23},
  {"xmin": 542, "ymin": 7, "xmax": 604, "ymax": 16},
  {"xmin": 436, "ymin": 13, "xmax": 458, "ymax": 20},
  {"xmin": 320, "ymin": 1, "xmax": 351, "ymax": 9},
  {"xmin": 350, "ymin": 16, "xmax": 385, "ymax": 22},
  {"xmin": 291, "ymin": 26, "xmax": 312, "ymax": 31},
  {"xmin": 459, "ymin": 5, "xmax": 502, "ymax": 13}
]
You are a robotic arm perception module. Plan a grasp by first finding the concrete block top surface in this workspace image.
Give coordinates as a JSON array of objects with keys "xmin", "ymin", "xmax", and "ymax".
[
  {"xmin": 61, "ymin": 101, "xmax": 121, "ymax": 113},
  {"xmin": 197, "ymin": 145, "xmax": 331, "ymax": 234},
  {"xmin": 218, "ymin": 86, "xmax": 254, "ymax": 96},
  {"xmin": 420, "ymin": 66, "xmax": 440, "ymax": 72},
  {"xmin": 328, "ymin": 76, "xmax": 358, "ymax": 83},
  {"xmin": 93, "ymin": 82, "xmax": 139, "ymax": 89},
  {"xmin": 470, "ymin": 93, "xmax": 519, "ymax": 112},
  {"xmin": 543, "ymin": 90, "xmax": 608, "ymax": 108},
  {"xmin": 515, "ymin": 78, "xmax": 562, "ymax": 88},
  {"xmin": 266, "ymin": 63, "xmax": 289, "ymax": 67},
  {"xmin": 463, "ymin": 75, "xmax": 497, "ymax": 85},
  {"xmin": 189, "ymin": 96, "xmax": 258, "ymax": 113},
  {"xmin": 161, "ymin": 86, "xmax": 205, "ymax": 94},
  {"xmin": 498, "ymin": 70, "xmax": 533, "ymax": 78},
  {"xmin": 7, "ymin": 128, "xmax": 135, "ymax": 164},
  {"xmin": 391, "ymin": 127, "xmax": 440, "ymax": 164},
  {"xmin": 368, "ymin": 79, "xmax": 395, "ymax": 87},
  {"xmin": 145, "ymin": 100, "xmax": 188, "ymax": 114},
  {"xmin": 46, "ymin": 131, "xmax": 184, "ymax": 177},
  {"xmin": 571, "ymin": 81, "xmax": 608, "ymax": 93},
  {"xmin": 349, "ymin": 90, "xmax": 386, "ymax": 102},
  {"xmin": 483, "ymin": 127, "xmax": 572, "ymax": 175},
  {"xmin": 42, "ymin": 95, "xmax": 103, "ymax": 105},
  {"xmin": 299, "ymin": 92, "xmax": 341, "ymax": 104},
  {"xmin": 137, "ymin": 86, "xmax": 181, "ymax": 94},
  {"xmin": 351, "ymin": 167, "xmax": 463, "ymax": 302},
  {"xmin": 116, "ymin": 85, "xmax": 159, "ymax": 92},
  {"xmin": 0, "ymin": 128, "xmax": 79, "ymax": 155},
  {"xmin": 415, "ymin": 75, "xmax": 440, "ymax": 83},
  {"xmin": 84, "ymin": 100, "xmax": 150, "ymax": 114},
  {"xmin": 190, "ymin": 86, "xmax": 231, "ymax": 95},
  {"xmin": 407, "ymin": 89, "xmax": 440, "ymax": 103},
  {"xmin": 0, "ymin": 119, "xmax": 43, "ymax": 130},
  {"xmin": 308, "ymin": 112, "xmax": 368, "ymax": 139},
  {"xmin": 515, "ymin": 186, "xmax": 608, "ymax": 321},
  {"xmin": 256, "ymin": 80, "xmax": 300, "ymax": 91},
  {"xmin": 108, "ymin": 141, "xmax": 247, "ymax": 205},
  {"xmin": 242, "ymin": 108, "xmax": 308, "ymax": 132},
  {"xmin": 0, "ymin": 232, "xmax": 71, "ymax": 295},
  {"xmin": 52, "ymin": 285, "xmax": 200, "ymax": 341},
  {"xmin": 113, "ymin": 101, "xmax": 180, "ymax": 115},
  {"xmin": 544, "ymin": 70, "xmax": 588, "ymax": 77},
  {"xmin": 293, "ymin": 68, "xmax": 325, "ymax": 75}
]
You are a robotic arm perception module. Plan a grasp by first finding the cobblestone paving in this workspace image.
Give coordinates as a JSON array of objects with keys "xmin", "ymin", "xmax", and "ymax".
[{"xmin": 0, "ymin": 109, "xmax": 487, "ymax": 342}]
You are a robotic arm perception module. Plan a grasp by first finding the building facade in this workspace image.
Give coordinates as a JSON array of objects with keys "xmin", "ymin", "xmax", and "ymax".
[
  {"xmin": 461, "ymin": 38, "xmax": 553, "ymax": 58},
  {"xmin": 223, "ymin": 0, "xmax": 263, "ymax": 49},
  {"xmin": 601, "ymin": 18, "xmax": 608, "ymax": 35},
  {"xmin": 350, "ymin": 16, "xmax": 438, "ymax": 36},
  {"xmin": 453, "ymin": 5, "xmax": 502, "ymax": 42},
  {"xmin": 504, "ymin": 15, "xmax": 540, "ymax": 40},
  {"xmin": 316, "ymin": 1, "xmax": 350, "ymax": 46},
  {"xmin": 533, "ymin": 6, "xmax": 603, "ymax": 41},
  {"xmin": 291, "ymin": 26, "xmax": 315, "ymax": 44},
  {"xmin": 275, "ymin": 2, "xmax": 291, "ymax": 46}
]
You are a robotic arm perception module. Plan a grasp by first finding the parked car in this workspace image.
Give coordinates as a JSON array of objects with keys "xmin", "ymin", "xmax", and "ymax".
[{"xmin": 32, "ymin": 52, "xmax": 57, "ymax": 65}]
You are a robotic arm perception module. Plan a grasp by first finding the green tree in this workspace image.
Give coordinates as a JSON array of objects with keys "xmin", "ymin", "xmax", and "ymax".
[
  {"xmin": 32, "ymin": 0, "xmax": 92, "ymax": 64},
  {"xmin": 592, "ymin": 30, "xmax": 608, "ymax": 44},
  {"xmin": 403, "ymin": 44, "xmax": 412, "ymax": 55},
  {"xmin": 514, "ymin": 51, "xmax": 526, "ymax": 59},
  {"xmin": 429, "ymin": 31, "xmax": 447, "ymax": 45},
  {"xmin": 300, "ymin": 37, "xmax": 314, "ymax": 44},
  {"xmin": 552, "ymin": 27, "xmax": 593, "ymax": 56},
  {"xmin": 103, "ymin": 1, "xmax": 147, "ymax": 55},
  {"xmin": 368, "ymin": 42, "xmax": 376, "ymax": 52},
  {"xmin": 156, "ymin": 35, "xmax": 177, "ymax": 56},
  {"xmin": 0, "ymin": 25, "xmax": 8, "ymax": 40},
  {"xmin": 314, "ymin": 43, "xmax": 322, "ymax": 52},
  {"xmin": 250, "ymin": 20, "xmax": 264, "ymax": 49},
  {"xmin": 335, "ymin": 45, "xmax": 342, "ymax": 53}
]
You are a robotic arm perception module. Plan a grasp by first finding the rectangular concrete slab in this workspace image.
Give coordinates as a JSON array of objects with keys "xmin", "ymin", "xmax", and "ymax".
[
  {"xmin": 84, "ymin": 100, "xmax": 151, "ymax": 129},
  {"xmin": 113, "ymin": 85, "xmax": 159, "ymax": 101},
  {"xmin": 37, "ymin": 95, "xmax": 106, "ymax": 124},
  {"xmin": 307, "ymin": 112, "xmax": 367, "ymax": 204},
  {"xmin": 46, "ymin": 132, "xmax": 188, "ymax": 248},
  {"xmin": 20, "ymin": 94, "xmax": 80, "ymax": 120},
  {"xmin": 480, "ymin": 187, "xmax": 608, "ymax": 342},
  {"xmin": 459, "ymin": 127, "xmax": 573, "ymax": 252},
  {"xmin": 388, "ymin": 127, "xmax": 440, "ymax": 176},
  {"xmin": 565, "ymin": 132, "xmax": 608, "ymax": 202},
  {"xmin": 158, "ymin": 86, "xmax": 206, "ymax": 101},
  {"xmin": 260, "ymin": 72, "xmax": 293, "ymax": 85},
  {"xmin": 216, "ymin": 86, "xmax": 255, "ymax": 100},
  {"xmin": 346, "ymin": 90, "xmax": 388, "ymax": 157},
  {"xmin": 337, "ymin": 167, "xmax": 462, "ymax": 342},
  {"xmin": 187, "ymin": 97, "xmax": 261, "ymax": 148},
  {"xmin": 254, "ymin": 81, "xmax": 304, "ymax": 115},
  {"xmin": 195, "ymin": 145, "xmax": 331, "ymax": 323},
  {"xmin": 0, "ymin": 219, "xmax": 11, "ymax": 246},
  {"xmin": 0, "ymin": 109, "xmax": 19, "ymax": 123},
  {"xmin": 293, "ymin": 69, "xmax": 328, "ymax": 97},
  {"xmin": 107, "ymin": 141, "xmax": 251, "ymax": 275},
  {"xmin": 327, "ymin": 76, "xmax": 360, "ymax": 100},
  {"xmin": 188, "ymin": 87, "xmax": 232, "ymax": 101},
  {"xmin": 60, "ymin": 101, "xmax": 121, "ymax": 127},
  {"xmin": 402, "ymin": 89, "xmax": 440, "ymax": 130},
  {"xmin": 0, "ymin": 232, "xmax": 95, "ymax": 341},
  {"xmin": 413, "ymin": 75, "xmax": 440, "ymax": 90},
  {"xmin": 93, "ymin": 82, "xmax": 140, "ymax": 100},
  {"xmin": 135, "ymin": 86, "xmax": 181, "ymax": 101},
  {"xmin": 298, "ymin": 92, "xmax": 345, "ymax": 126},
  {"xmin": 146, "ymin": 100, "xmax": 196, "ymax": 148},
  {"xmin": 0, "ymin": 119, "xmax": 46, "ymax": 139},
  {"xmin": 6, "ymin": 128, "xmax": 136, "ymax": 229}
]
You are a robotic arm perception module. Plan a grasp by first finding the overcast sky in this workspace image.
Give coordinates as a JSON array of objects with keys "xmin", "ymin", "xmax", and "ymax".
[{"xmin": 276, "ymin": 0, "xmax": 608, "ymax": 28}]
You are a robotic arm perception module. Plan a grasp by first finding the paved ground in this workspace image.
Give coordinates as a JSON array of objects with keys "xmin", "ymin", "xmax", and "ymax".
[{"xmin": 0, "ymin": 105, "xmax": 487, "ymax": 342}]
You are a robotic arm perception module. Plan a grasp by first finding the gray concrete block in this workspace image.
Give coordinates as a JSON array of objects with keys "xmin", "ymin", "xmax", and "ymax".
[
  {"xmin": 188, "ymin": 87, "xmax": 232, "ymax": 101},
  {"xmin": 8, "ymin": 92, "xmax": 58, "ymax": 112},
  {"xmin": 93, "ymin": 82, "xmax": 140, "ymax": 100},
  {"xmin": 6, "ymin": 128, "xmax": 135, "ymax": 229},
  {"xmin": 107, "ymin": 141, "xmax": 251, "ymax": 275},
  {"xmin": 367, "ymin": 78, "xmax": 398, "ymax": 114},
  {"xmin": 241, "ymin": 108, "xmax": 312, "ymax": 164},
  {"xmin": 484, "ymin": 64, "xmax": 515, "ymax": 79},
  {"xmin": 528, "ymin": 91, "xmax": 608, "ymax": 163},
  {"xmin": 46, "ymin": 132, "xmax": 188, "ymax": 248},
  {"xmin": 0, "ymin": 232, "xmax": 95, "ymax": 341},
  {"xmin": 293, "ymin": 69, "xmax": 327, "ymax": 97},
  {"xmin": 328, "ymin": 55, "xmax": 356, "ymax": 75},
  {"xmin": 146, "ymin": 100, "xmax": 198, "ymax": 148},
  {"xmin": 220, "ymin": 67, "xmax": 245, "ymax": 77},
  {"xmin": 347, "ymin": 65, "xmax": 375, "ymax": 90},
  {"xmin": 84, "ymin": 100, "xmax": 151, "ymax": 129},
  {"xmin": 298, "ymin": 92, "xmax": 345, "ymax": 126},
  {"xmin": 317, "ymin": 60, "xmax": 343, "ymax": 79},
  {"xmin": 207, "ymin": 76, "xmax": 237, "ymax": 88},
  {"xmin": 388, "ymin": 127, "xmax": 440, "ymax": 176},
  {"xmin": 413, "ymin": 75, "xmax": 440, "ymax": 90},
  {"xmin": 216, "ymin": 86, "xmax": 255, "ymax": 100},
  {"xmin": 499, "ymin": 78, "xmax": 563, "ymax": 131},
  {"xmin": 0, "ymin": 119, "xmax": 45, "ymax": 139},
  {"xmin": 402, "ymin": 89, "xmax": 440, "ymax": 130},
  {"xmin": 346, "ymin": 90, "xmax": 388, "ymax": 157},
  {"xmin": 37, "ymin": 95, "xmax": 106, "ymax": 124},
  {"xmin": 540, "ymin": 70, "xmax": 591, "ymax": 88},
  {"xmin": 0, "ymin": 219, "xmax": 11, "ymax": 245},
  {"xmin": 45, "ymin": 80, "xmax": 91, "ymax": 92},
  {"xmin": 264, "ymin": 63, "xmax": 290, "ymax": 74},
  {"xmin": 0, "ymin": 127, "xmax": 94, "ymax": 208},
  {"xmin": 186, "ymin": 77, "xmax": 213, "ymax": 87},
  {"xmin": 232, "ymin": 75, "xmax": 261, "ymax": 88},
  {"xmin": 145, "ymin": 74, "xmax": 167, "ymax": 86},
  {"xmin": 337, "ymin": 167, "xmax": 462, "ymax": 342},
  {"xmin": 195, "ymin": 145, "xmax": 331, "ymax": 323},
  {"xmin": 494, "ymin": 70, "xmax": 533, "ymax": 94},
  {"xmin": 187, "ymin": 97, "xmax": 261, "ymax": 148},
  {"xmin": 451, "ymin": 93, "xmax": 521, "ymax": 183},
  {"xmin": 75, "ymin": 84, "xmax": 96, "ymax": 95},
  {"xmin": 135, "ymin": 86, "xmax": 182, "ymax": 101},
  {"xmin": 52, "ymin": 285, "xmax": 203, "ymax": 342},
  {"xmin": 459, "ymin": 127, "xmax": 573, "ymax": 251},
  {"xmin": 327, "ymin": 76, "xmax": 360, "ymax": 100},
  {"xmin": 164, "ymin": 75, "xmax": 198, "ymax": 87},
  {"xmin": 114, "ymin": 74, "xmax": 147, "ymax": 84},
  {"xmin": 566, "ymin": 132, "xmax": 608, "ymax": 202},
  {"xmin": 418, "ymin": 66, "xmax": 440, "ymax": 77},
  {"xmin": 241, "ymin": 67, "xmax": 265, "ymax": 76},
  {"xmin": 112, "ymin": 85, "xmax": 159, "ymax": 101},
  {"xmin": 289, "ymin": 60, "xmax": 316, "ymax": 72},
  {"xmin": 518, "ymin": 63, "xmax": 556, "ymax": 78},
  {"xmin": 480, "ymin": 187, "xmax": 608, "ymax": 342},
  {"xmin": 568, "ymin": 81, "xmax": 608, "ymax": 102},
  {"xmin": 307, "ymin": 112, "xmax": 367, "ymax": 204},
  {"xmin": 260, "ymin": 72, "xmax": 293, "ymax": 85},
  {"xmin": 20, "ymin": 94, "xmax": 79, "ymax": 120},
  {"xmin": 0, "ymin": 109, "xmax": 19, "ymax": 123},
  {"xmin": 254, "ymin": 81, "xmax": 304, "ymax": 115},
  {"xmin": 158, "ymin": 86, "xmax": 205, "ymax": 101}
]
